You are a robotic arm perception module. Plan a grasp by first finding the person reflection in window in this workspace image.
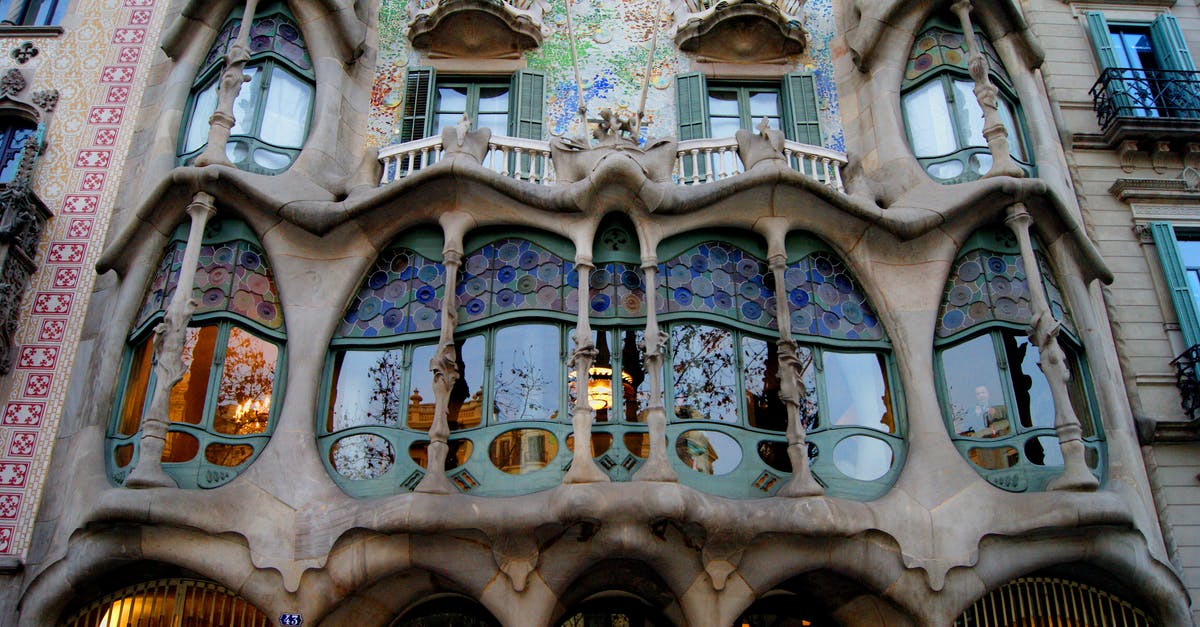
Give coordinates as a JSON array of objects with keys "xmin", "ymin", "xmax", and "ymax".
[{"xmin": 957, "ymin": 385, "xmax": 1009, "ymax": 437}]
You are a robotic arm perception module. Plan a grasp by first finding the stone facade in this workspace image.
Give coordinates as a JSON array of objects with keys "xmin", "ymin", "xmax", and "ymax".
[{"xmin": 1, "ymin": 0, "xmax": 1198, "ymax": 625}]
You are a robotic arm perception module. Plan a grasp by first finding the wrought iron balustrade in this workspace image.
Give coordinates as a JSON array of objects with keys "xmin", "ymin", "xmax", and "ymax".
[
  {"xmin": 1170, "ymin": 343, "xmax": 1200, "ymax": 422},
  {"xmin": 1090, "ymin": 67, "xmax": 1200, "ymax": 132}
]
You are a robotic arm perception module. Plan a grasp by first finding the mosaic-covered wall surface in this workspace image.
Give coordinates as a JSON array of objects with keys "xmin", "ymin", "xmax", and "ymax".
[
  {"xmin": 0, "ymin": 0, "xmax": 169, "ymax": 559},
  {"xmin": 369, "ymin": 0, "xmax": 844, "ymax": 151}
]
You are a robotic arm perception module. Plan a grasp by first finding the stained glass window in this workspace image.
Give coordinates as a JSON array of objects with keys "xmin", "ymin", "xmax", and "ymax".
[
  {"xmin": 179, "ymin": 1, "xmax": 314, "ymax": 174},
  {"xmin": 458, "ymin": 238, "xmax": 577, "ymax": 323},
  {"xmin": 659, "ymin": 240, "xmax": 776, "ymax": 329},
  {"xmin": 339, "ymin": 245, "xmax": 445, "ymax": 338}
]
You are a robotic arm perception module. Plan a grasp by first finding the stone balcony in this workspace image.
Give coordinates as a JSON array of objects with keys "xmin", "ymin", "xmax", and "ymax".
[
  {"xmin": 668, "ymin": 0, "xmax": 806, "ymax": 63},
  {"xmin": 377, "ymin": 133, "xmax": 846, "ymax": 192},
  {"xmin": 407, "ymin": 0, "xmax": 550, "ymax": 59}
]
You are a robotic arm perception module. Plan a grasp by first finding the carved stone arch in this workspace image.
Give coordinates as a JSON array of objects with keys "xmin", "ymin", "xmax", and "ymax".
[
  {"xmin": 548, "ymin": 559, "xmax": 685, "ymax": 627},
  {"xmin": 162, "ymin": 0, "xmax": 365, "ymax": 63},
  {"xmin": 734, "ymin": 571, "xmax": 915, "ymax": 626},
  {"xmin": 846, "ymin": 0, "xmax": 1041, "ymax": 73}
]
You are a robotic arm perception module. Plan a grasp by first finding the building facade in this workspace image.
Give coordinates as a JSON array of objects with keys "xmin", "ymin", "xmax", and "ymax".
[{"xmin": 0, "ymin": 0, "xmax": 1197, "ymax": 625}]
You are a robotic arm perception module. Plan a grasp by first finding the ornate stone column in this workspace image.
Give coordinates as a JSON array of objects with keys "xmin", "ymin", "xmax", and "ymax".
[
  {"xmin": 1004, "ymin": 203, "xmax": 1098, "ymax": 491},
  {"xmin": 415, "ymin": 219, "xmax": 469, "ymax": 494},
  {"xmin": 950, "ymin": 0, "xmax": 1024, "ymax": 179},
  {"xmin": 761, "ymin": 219, "xmax": 822, "ymax": 496},
  {"xmin": 632, "ymin": 259, "xmax": 677, "ymax": 482},
  {"xmin": 193, "ymin": 0, "xmax": 259, "ymax": 167},
  {"xmin": 564, "ymin": 251, "xmax": 610, "ymax": 484},
  {"xmin": 124, "ymin": 192, "xmax": 217, "ymax": 488}
]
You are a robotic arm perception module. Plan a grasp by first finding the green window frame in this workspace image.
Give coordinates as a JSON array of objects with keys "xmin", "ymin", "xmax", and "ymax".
[
  {"xmin": 398, "ymin": 67, "xmax": 546, "ymax": 142},
  {"xmin": 178, "ymin": 1, "xmax": 315, "ymax": 174},
  {"xmin": 934, "ymin": 228, "xmax": 1104, "ymax": 492},
  {"xmin": 321, "ymin": 227, "xmax": 905, "ymax": 501},
  {"xmin": 107, "ymin": 220, "xmax": 287, "ymax": 489},
  {"xmin": 901, "ymin": 16, "xmax": 1033, "ymax": 184},
  {"xmin": 674, "ymin": 72, "xmax": 821, "ymax": 144},
  {"xmin": 1085, "ymin": 12, "xmax": 1198, "ymax": 121},
  {"xmin": 1149, "ymin": 222, "xmax": 1200, "ymax": 349}
]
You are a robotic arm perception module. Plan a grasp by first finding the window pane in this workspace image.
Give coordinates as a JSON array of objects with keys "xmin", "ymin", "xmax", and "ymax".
[
  {"xmin": 184, "ymin": 80, "xmax": 219, "ymax": 153},
  {"xmin": 494, "ymin": 324, "xmax": 561, "ymax": 422},
  {"xmin": 169, "ymin": 326, "xmax": 219, "ymax": 425},
  {"xmin": 329, "ymin": 349, "xmax": 406, "ymax": 431},
  {"xmin": 0, "ymin": 125, "xmax": 33, "ymax": 183},
  {"xmin": 259, "ymin": 68, "xmax": 312, "ymax": 147},
  {"xmin": 941, "ymin": 334, "xmax": 1006, "ymax": 437},
  {"xmin": 437, "ymin": 86, "xmax": 469, "ymax": 114},
  {"xmin": 670, "ymin": 324, "xmax": 737, "ymax": 423},
  {"xmin": 823, "ymin": 351, "xmax": 893, "ymax": 433},
  {"xmin": 903, "ymin": 82, "xmax": 956, "ymax": 157},
  {"xmin": 477, "ymin": 87, "xmax": 510, "ymax": 112},
  {"xmin": 622, "ymin": 329, "xmax": 650, "ymax": 422},
  {"xmin": 710, "ymin": 116, "xmax": 740, "ymax": 138},
  {"xmin": 952, "ymin": 79, "xmax": 986, "ymax": 148},
  {"xmin": 708, "ymin": 90, "xmax": 739, "ymax": 116},
  {"xmin": 409, "ymin": 338, "xmax": 485, "ymax": 431},
  {"xmin": 477, "ymin": 114, "xmax": 508, "ymax": 136},
  {"xmin": 117, "ymin": 337, "xmax": 155, "ymax": 436},
  {"xmin": 1062, "ymin": 341, "xmax": 1095, "ymax": 438},
  {"xmin": 743, "ymin": 336, "xmax": 788, "ymax": 432},
  {"xmin": 569, "ymin": 330, "xmax": 609, "ymax": 422},
  {"xmin": 747, "ymin": 90, "xmax": 780, "ymax": 117},
  {"xmin": 1004, "ymin": 333, "xmax": 1054, "ymax": 430},
  {"xmin": 996, "ymin": 97, "xmax": 1026, "ymax": 160},
  {"xmin": 230, "ymin": 67, "xmax": 262, "ymax": 136},
  {"xmin": 161, "ymin": 431, "xmax": 199, "ymax": 463},
  {"xmin": 213, "ymin": 327, "xmax": 277, "ymax": 435}
]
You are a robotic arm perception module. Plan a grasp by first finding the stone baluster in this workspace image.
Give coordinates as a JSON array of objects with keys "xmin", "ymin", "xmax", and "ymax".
[
  {"xmin": 633, "ymin": 259, "xmax": 678, "ymax": 482},
  {"xmin": 1004, "ymin": 204, "xmax": 1098, "ymax": 491},
  {"xmin": 950, "ymin": 0, "xmax": 1024, "ymax": 179},
  {"xmin": 124, "ymin": 192, "xmax": 217, "ymax": 488},
  {"xmin": 762, "ymin": 219, "xmax": 822, "ymax": 496},
  {"xmin": 194, "ymin": 0, "xmax": 259, "ymax": 167},
  {"xmin": 415, "ymin": 214, "xmax": 472, "ymax": 493},
  {"xmin": 564, "ymin": 251, "xmax": 610, "ymax": 483}
]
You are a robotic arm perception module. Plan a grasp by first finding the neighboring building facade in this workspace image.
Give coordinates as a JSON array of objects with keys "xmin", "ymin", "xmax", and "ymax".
[{"xmin": 0, "ymin": 0, "xmax": 1198, "ymax": 625}]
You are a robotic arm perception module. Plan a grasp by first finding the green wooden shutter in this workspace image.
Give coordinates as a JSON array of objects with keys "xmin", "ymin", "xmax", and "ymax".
[
  {"xmin": 782, "ymin": 72, "xmax": 821, "ymax": 145},
  {"xmin": 1151, "ymin": 222, "xmax": 1200, "ymax": 348},
  {"xmin": 400, "ymin": 66, "xmax": 436, "ymax": 142},
  {"xmin": 1150, "ymin": 14, "xmax": 1197, "ymax": 72},
  {"xmin": 1085, "ymin": 12, "xmax": 1118, "ymax": 70},
  {"xmin": 675, "ymin": 72, "xmax": 709, "ymax": 140},
  {"xmin": 510, "ymin": 70, "xmax": 546, "ymax": 140}
]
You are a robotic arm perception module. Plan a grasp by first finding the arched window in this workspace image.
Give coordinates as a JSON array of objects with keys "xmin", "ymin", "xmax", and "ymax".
[
  {"xmin": 901, "ymin": 15, "xmax": 1033, "ymax": 183},
  {"xmin": 59, "ymin": 578, "xmax": 271, "ymax": 627},
  {"xmin": 656, "ymin": 231, "xmax": 903, "ymax": 500},
  {"xmin": 178, "ymin": 1, "xmax": 314, "ymax": 174},
  {"xmin": 0, "ymin": 116, "xmax": 35, "ymax": 183},
  {"xmin": 108, "ymin": 219, "xmax": 286, "ymax": 489},
  {"xmin": 956, "ymin": 576, "xmax": 1155, "ymax": 626},
  {"xmin": 935, "ymin": 228, "xmax": 1103, "ymax": 492}
]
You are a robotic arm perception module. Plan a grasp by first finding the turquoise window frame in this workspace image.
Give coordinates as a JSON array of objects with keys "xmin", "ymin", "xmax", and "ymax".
[
  {"xmin": 900, "ymin": 17, "xmax": 1035, "ymax": 184},
  {"xmin": 1150, "ymin": 222, "xmax": 1200, "ymax": 349},
  {"xmin": 934, "ymin": 231, "xmax": 1104, "ymax": 492},
  {"xmin": 106, "ymin": 223, "xmax": 288, "ymax": 490},
  {"xmin": 177, "ymin": 1, "xmax": 315, "ymax": 175},
  {"xmin": 321, "ymin": 228, "xmax": 905, "ymax": 501}
]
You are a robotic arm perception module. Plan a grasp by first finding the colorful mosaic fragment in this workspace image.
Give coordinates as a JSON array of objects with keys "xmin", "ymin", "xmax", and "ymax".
[
  {"xmin": 905, "ymin": 25, "xmax": 1010, "ymax": 86},
  {"xmin": 784, "ymin": 251, "xmax": 883, "ymax": 341},
  {"xmin": 659, "ymin": 242, "xmax": 777, "ymax": 330},
  {"xmin": 249, "ymin": 12, "xmax": 312, "ymax": 71},
  {"xmin": 135, "ymin": 244, "xmax": 184, "ymax": 328},
  {"xmin": 200, "ymin": 20, "xmax": 239, "ymax": 76},
  {"xmin": 339, "ymin": 247, "xmax": 445, "ymax": 338},
  {"xmin": 458, "ymin": 239, "xmax": 576, "ymax": 324}
]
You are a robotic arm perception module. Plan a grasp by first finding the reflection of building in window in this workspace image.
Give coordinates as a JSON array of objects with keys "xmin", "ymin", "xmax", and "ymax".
[
  {"xmin": 108, "ymin": 219, "xmax": 285, "ymax": 488},
  {"xmin": 0, "ymin": 0, "xmax": 68, "ymax": 26}
]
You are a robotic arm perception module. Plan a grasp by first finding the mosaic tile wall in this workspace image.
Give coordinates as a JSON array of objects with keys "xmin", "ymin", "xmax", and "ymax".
[
  {"xmin": 0, "ymin": 0, "xmax": 168, "ymax": 559},
  {"xmin": 369, "ymin": 0, "xmax": 844, "ymax": 152}
]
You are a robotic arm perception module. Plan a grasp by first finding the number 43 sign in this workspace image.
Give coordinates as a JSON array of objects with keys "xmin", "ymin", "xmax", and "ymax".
[{"xmin": 279, "ymin": 614, "xmax": 303, "ymax": 625}]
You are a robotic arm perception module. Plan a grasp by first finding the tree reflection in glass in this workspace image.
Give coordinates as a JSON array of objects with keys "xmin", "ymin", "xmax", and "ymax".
[
  {"xmin": 670, "ymin": 324, "xmax": 737, "ymax": 423},
  {"xmin": 823, "ymin": 351, "xmax": 893, "ymax": 433},
  {"xmin": 494, "ymin": 325, "xmax": 560, "ymax": 422},
  {"xmin": 328, "ymin": 348, "xmax": 406, "ymax": 431},
  {"xmin": 743, "ymin": 336, "xmax": 792, "ymax": 432},
  {"xmin": 213, "ymin": 328, "xmax": 277, "ymax": 435},
  {"xmin": 412, "ymin": 336, "xmax": 484, "ymax": 430},
  {"xmin": 169, "ymin": 326, "xmax": 215, "ymax": 425}
]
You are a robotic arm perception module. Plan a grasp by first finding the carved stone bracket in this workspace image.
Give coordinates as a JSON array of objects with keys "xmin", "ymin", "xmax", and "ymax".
[
  {"xmin": 701, "ymin": 534, "xmax": 748, "ymax": 591},
  {"xmin": 1186, "ymin": 144, "xmax": 1200, "ymax": 171},
  {"xmin": 1119, "ymin": 140, "xmax": 1139, "ymax": 173},
  {"xmin": 491, "ymin": 533, "xmax": 540, "ymax": 592},
  {"xmin": 1151, "ymin": 141, "xmax": 1172, "ymax": 174}
]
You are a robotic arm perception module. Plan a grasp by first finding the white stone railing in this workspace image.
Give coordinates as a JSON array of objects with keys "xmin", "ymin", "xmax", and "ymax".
[
  {"xmin": 670, "ymin": 0, "xmax": 804, "ymax": 30},
  {"xmin": 673, "ymin": 137, "xmax": 846, "ymax": 192},
  {"xmin": 378, "ymin": 134, "xmax": 847, "ymax": 193},
  {"xmin": 408, "ymin": 0, "xmax": 549, "ymax": 29},
  {"xmin": 378, "ymin": 134, "xmax": 556, "ymax": 185}
]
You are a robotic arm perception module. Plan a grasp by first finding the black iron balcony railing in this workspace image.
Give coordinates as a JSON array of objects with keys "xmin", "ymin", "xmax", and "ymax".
[
  {"xmin": 1170, "ymin": 343, "xmax": 1200, "ymax": 422},
  {"xmin": 1090, "ymin": 67, "xmax": 1200, "ymax": 133}
]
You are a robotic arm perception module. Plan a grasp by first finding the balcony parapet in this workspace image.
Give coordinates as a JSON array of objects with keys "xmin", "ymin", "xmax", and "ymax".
[
  {"xmin": 668, "ymin": 0, "xmax": 806, "ymax": 63},
  {"xmin": 1090, "ymin": 67, "xmax": 1200, "ymax": 145},
  {"xmin": 377, "ymin": 133, "xmax": 846, "ymax": 192},
  {"xmin": 407, "ymin": 0, "xmax": 550, "ymax": 59}
]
